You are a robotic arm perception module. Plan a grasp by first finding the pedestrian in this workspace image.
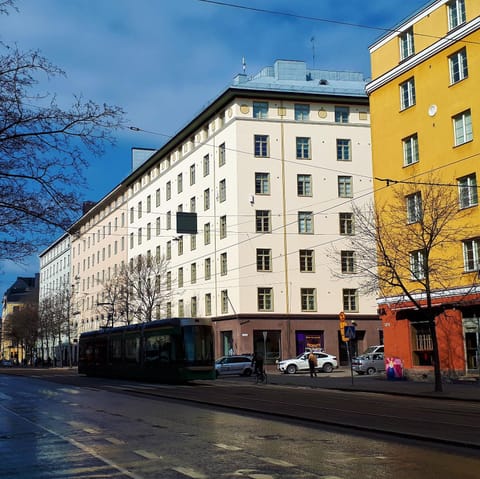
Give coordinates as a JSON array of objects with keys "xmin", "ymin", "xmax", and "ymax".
[{"xmin": 308, "ymin": 351, "xmax": 317, "ymax": 377}]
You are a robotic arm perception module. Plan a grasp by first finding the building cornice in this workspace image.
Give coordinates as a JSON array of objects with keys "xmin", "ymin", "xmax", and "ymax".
[{"xmin": 366, "ymin": 17, "xmax": 480, "ymax": 95}]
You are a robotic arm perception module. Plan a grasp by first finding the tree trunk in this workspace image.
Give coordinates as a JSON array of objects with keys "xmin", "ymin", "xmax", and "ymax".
[{"xmin": 429, "ymin": 314, "xmax": 443, "ymax": 392}]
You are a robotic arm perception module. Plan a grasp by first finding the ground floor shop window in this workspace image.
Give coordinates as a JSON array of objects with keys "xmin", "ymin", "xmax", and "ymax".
[
  {"xmin": 253, "ymin": 330, "xmax": 280, "ymax": 364},
  {"xmin": 295, "ymin": 331, "xmax": 324, "ymax": 355},
  {"xmin": 221, "ymin": 331, "xmax": 234, "ymax": 356},
  {"xmin": 411, "ymin": 323, "xmax": 433, "ymax": 366}
]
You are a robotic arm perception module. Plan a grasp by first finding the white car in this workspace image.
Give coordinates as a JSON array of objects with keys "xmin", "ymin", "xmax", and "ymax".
[{"xmin": 277, "ymin": 351, "xmax": 338, "ymax": 374}]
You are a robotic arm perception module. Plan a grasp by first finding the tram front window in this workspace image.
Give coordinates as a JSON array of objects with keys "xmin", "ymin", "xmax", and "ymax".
[{"xmin": 183, "ymin": 326, "xmax": 214, "ymax": 364}]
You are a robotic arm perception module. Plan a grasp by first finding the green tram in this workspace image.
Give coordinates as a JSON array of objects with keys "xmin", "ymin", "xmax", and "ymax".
[{"xmin": 78, "ymin": 317, "xmax": 215, "ymax": 382}]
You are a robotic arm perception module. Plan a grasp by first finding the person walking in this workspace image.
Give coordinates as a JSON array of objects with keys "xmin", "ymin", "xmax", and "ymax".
[{"xmin": 308, "ymin": 351, "xmax": 317, "ymax": 377}]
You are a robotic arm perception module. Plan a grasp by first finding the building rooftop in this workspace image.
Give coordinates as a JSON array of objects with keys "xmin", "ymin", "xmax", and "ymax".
[{"xmin": 232, "ymin": 59, "xmax": 367, "ymax": 97}]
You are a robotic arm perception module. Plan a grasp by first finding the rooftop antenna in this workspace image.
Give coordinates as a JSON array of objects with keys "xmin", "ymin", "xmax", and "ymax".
[
  {"xmin": 242, "ymin": 56, "xmax": 247, "ymax": 73},
  {"xmin": 311, "ymin": 37, "xmax": 316, "ymax": 69}
]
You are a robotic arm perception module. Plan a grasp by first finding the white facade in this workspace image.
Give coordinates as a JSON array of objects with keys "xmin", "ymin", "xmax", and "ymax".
[{"xmin": 63, "ymin": 60, "xmax": 381, "ymax": 364}]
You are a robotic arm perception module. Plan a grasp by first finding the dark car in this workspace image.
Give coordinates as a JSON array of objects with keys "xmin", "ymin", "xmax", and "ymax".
[{"xmin": 215, "ymin": 355, "xmax": 253, "ymax": 377}]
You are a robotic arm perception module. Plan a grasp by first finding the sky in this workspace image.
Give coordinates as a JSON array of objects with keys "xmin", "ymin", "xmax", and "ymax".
[{"xmin": 0, "ymin": 0, "xmax": 431, "ymax": 297}]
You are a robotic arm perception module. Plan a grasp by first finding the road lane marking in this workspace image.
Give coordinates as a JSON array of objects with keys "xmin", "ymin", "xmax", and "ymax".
[
  {"xmin": 83, "ymin": 427, "xmax": 101, "ymax": 434},
  {"xmin": 105, "ymin": 437, "xmax": 125, "ymax": 445},
  {"xmin": 172, "ymin": 467, "xmax": 207, "ymax": 478},
  {"xmin": 214, "ymin": 443, "xmax": 243, "ymax": 451},
  {"xmin": 0, "ymin": 392, "xmax": 12, "ymax": 400},
  {"xmin": 134, "ymin": 449, "xmax": 162, "ymax": 460},
  {"xmin": 260, "ymin": 457, "xmax": 295, "ymax": 467}
]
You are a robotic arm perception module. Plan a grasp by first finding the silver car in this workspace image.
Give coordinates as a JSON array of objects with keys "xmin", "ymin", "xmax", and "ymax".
[
  {"xmin": 352, "ymin": 353, "xmax": 385, "ymax": 375},
  {"xmin": 215, "ymin": 355, "xmax": 253, "ymax": 377}
]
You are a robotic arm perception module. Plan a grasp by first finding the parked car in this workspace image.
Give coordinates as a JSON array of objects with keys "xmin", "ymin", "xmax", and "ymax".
[
  {"xmin": 277, "ymin": 351, "xmax": 338, "ymax": 374},
  {"xmin": 0, "ymin": 359, "xmax": 13, "ymax": 367},
  {"xmin": 215, "ymin": 355, "xmax": 253, "ymax": 377},
  {"xmin": 352, "ymin": 353, "xmax": 385, "ymax": 375},
  {"xmin": 362, "ymin": 345, "xmax": 384, "ymax": 355}
]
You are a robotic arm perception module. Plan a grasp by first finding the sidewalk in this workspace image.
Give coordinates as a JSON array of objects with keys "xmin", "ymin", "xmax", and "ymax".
[{"xmin": 264, "ymin": 366, "xmax": 480, "ymax": 402}]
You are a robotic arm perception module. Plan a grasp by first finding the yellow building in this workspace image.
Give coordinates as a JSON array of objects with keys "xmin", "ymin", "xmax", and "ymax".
[{"xmin": 366, "ymin": 0, "xmax": 480, "ymax": 377}]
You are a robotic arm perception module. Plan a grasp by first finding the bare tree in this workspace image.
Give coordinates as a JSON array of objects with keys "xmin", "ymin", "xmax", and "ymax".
[
  {"xmin": 0, "ymin": 3, "xmax": 125, "ymax": 261},
  {"xmin": 100, "ymin": 254, "xmax": 173, "ymax": 324},
  {"xmin": 341, "ymin": 178, "xmax": 475, "ymax": 392}
]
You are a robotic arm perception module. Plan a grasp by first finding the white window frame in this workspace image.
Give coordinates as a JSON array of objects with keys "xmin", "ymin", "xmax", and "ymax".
[
  {"xmin": 449, "ymin": 48, "xmax": 468, "ymax": 84},
  {"xmin": 298, "ymin": 211, "xmax": 313, "ymax": 234},
  {"xmin": 258, "ymin": 287, "xmax": 273, "ymax": 311},
  {"xmin": 343, "ymin": 288, "xmax": 358, "ymax": 312},
  {"xmin": 255, "ymin": 172, "xmax": 270, "ymax": 195},
  {"xmin": 406, "ymin": 192, "xmax": 423, "ymax": 223},
  {"xmin": 336, "ymin": 139, "xmax": 351, "ymax": 161},
  {"xmin": 463, "ymin": 238, "xmax": 480, "ymax": 272},
  {"xmin": 254, "ymin": 134, "xmax": 269, "ymax": 157},
  {"xmin": 399, "ymin": 27, "xmax": 414, "ymax": 60},
  {"xmin": 301, "ymin": 288, "xmax": 317, "ymax": 312},
  {"xmin": 297, "ymin": 174, "xmax": 312, "ymax": 196},
  {"xmin": 338, "ymin": 176, "xmax": 353, "ymax": 198},
  {"xmin": 253, "ymin": 101, "xmax": 268, "ymax": 119},
  {"xmin": 296, "ymin": 137, "xmax": 311, "ymax": 159},
  {"xmin": 403, "ymin": 134, "xmax": 419, "ymax": 166},
  {"xmin": 400, "ymin": 78, "xmax": 416, "ymax": 110},
  {"xmin": 341, "ymin": 251, "xmax": 356, "ymax": 274},
  {"xmin": 339, "ymin": 212, "xmax": 354, "ymax": 235},
  {"xmin": 453, "ymin": 110, "xmax": 472, "ymax": 146},
  {"xmin": 410, "ymin": 249, "xmax": 426, "ymax": 280},
  {"xmin": 294, "ymin": 103, "xmax": 310, "ymax": 121},
  {"xmin": 458, "ymin": 173, "xmax": 478, "ymax": 209},
  {"xmin": 448, "ymin": 0, "xmax": 466, "ymax": 31}
]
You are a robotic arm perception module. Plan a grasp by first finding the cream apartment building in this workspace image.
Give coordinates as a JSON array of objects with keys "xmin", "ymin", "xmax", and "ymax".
[{"xmin": 66, "ymin": 60, "xmax": 380, "ymax": 364}]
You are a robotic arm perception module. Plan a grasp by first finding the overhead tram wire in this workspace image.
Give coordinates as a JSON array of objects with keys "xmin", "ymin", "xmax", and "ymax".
[{"xmin": 197, "ymin": 0, "xmax": 480, "ymax": 47}]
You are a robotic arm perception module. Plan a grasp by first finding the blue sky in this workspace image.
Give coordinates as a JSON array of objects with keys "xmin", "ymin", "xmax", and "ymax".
[{"xmin": 0, "ymin": 0, "xmax": 430, "ymax": 297}]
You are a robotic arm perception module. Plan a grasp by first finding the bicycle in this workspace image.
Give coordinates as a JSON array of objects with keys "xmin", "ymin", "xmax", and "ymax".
[{"xmin": 254, "ymin": 368, "xmax": 268, "ymax": 384}]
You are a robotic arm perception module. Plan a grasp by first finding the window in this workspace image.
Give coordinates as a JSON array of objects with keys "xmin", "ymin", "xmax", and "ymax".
[
  {"xmin": 166, "ymin": 271, "xmax": 172, "ymax": 290},
  {"xmin": 339, "ymin": 212, "xmax": 354, "ymax": 235},
  {"xmin": 463, "ymin": 238, "xmax": 480, "ymax": 272},
  {"xmin": 257, "ymin": 248, "xmax": 272, "ymax": 272},
  {"xmin": 221, "ymin": 290, "xmax": 229, "ymax": 313},
  {"xmin": 220, "ymin": 252, "xmax": 228, "ymax": 275},
  {"xmin": 190, "ymin": 196, "xmax": 196, "ymax": 213},
  {"xmin": 343, "ymin": 289, "xmax": 358, "ymax": 312},
  {"xmin": 166, "ymin": 241, "xmax": 171, "ymax": 260},
  {"xmin": 146, "ymin": 195, "xmax": 151, "ymax": 213},
  {"xmin": 301, "ymin": 288, "xmax": 316, "ymax": 311},
  {"xmin": 166, "ymin": 181, "xmax": 171, "ymax": 200},
  {"xmin": 156, "ymin": 217, "xmax": 161, "ymax": 236},
  {"xmin": 146, "ymin": 223, "xmax": 151, "ymax": 240},
  {"xmin": 410, "ymin": 249, "xmax": 426, "ymax": 280},
  {"xmin": 258, "ymin": 287, "xmax": 273, "ymax": 311},
  {"xmin": 177, "ymin": 236, "xmax": 184, "ymax": 255},
  {"xmin": 130, "ymin": 207, "xmax": 134, "ymax": 224},
  {"xmin": 298, "ymin": 211, "xmax": 313, "ymax": 234},
  {"xmin": 336, "ymin": 139, "xmax": 351, "ymax": 161},
  {"xmin": 178, "ymin": 267, "xmax": 184, "ymax": 288},
  {"xmin": 299, "ymin": 249, "xmax": 314, "ymax": 272},
  {"xmin": 220, "ymin": 215, "xmax": 227, "ymax": 239},
  {"xmin": 338, "ymin": 176, "xmax": 353, "ymax": 198},
  {"xmin": 255, "ymin": 172, "xmax": 270, "ymax": 195},
  {"xmin": 296, "ymin": 137, "xmax": 310, "ymax": 159},
  {"xmin": 205, "ymin": 258, "xmax": 211, "ymax": 280},
  {"xmin": 253, "ymin": 101, "xmax": 268, "ymax": 119},
  {"xmin": 204, "ymin": 188, "xmax": 210, "ymax": 210},
  {"xmin": 137, "ymin": 201, "xmax": 142, "ymax": 219},
  {"xmin": 448, "ymin": 0, "xmax": 466, "ymax": 30},
  {"xmin": 190, "ymin": 234, "xmax": 196, "ymax": 251},
  {"xmin": 129, "ymin": 232, "xmax": 134, "ymax": 249},
  {"xmin": 341, "ymin": 251, "xmax": 356, "ymax": 274},
  {"xmin": 453, "ymin": 110, "xmax": 472, "ymax": 145},
  {"xmin": 191, "ymin": 296, "xmax": 197, "ymax": 317},
  {"xmin": 449, "ymin": 48, "xmax": 468, "ymax": 84},
  {"xmin": 178, "ymin": 299, "xmax": 184, "ymax": 317},
  {"xmin": 403, "ymin": 134, "xmax": 419, "ymax": 166},
  {"xmin": 256, "ymin": 210, "xmax": 271, "ymax": 233},
  {"xmin": 297, "ymin": 174, "xmax": 312, "ymax": 196},
  {"xmin": 295, "ymin": 103, "xmax": 310, "ymax": 121},
  {"xmin": 191, "ymin": 263, "xmax": 197, "ymax": 284},
  {"xmin": 399, "ymin": 27, "xmax": 414, "ymax": 60},
  {"xmin": 166, "ymin": 211, "xmax": 171, "ymax": 230},
  {"xmin": 335, "ymin": 106, "xmax": 349, "ymax": 123},
  {"xmin": 177, "ymin": 173, "xmax": 183, "ymax": 193},
  {"xmin": 204, "ymin": 222, "xmax": 211, "ymax": 245},
  {"xmin": 205, "ymin": 293, "xmax": 212, "ymax": 316},
  {"xmin": 219, "ymin": 179, "xmax": 226, "ymax": 202},
  {"xmin": 218, "ymin": 143, "xmax": 226, "ymax": 166},
  {"xmin": 254, "ymin": 135, "xmax": 269, "ymax": 157},
  {"xmin": 203, "ymin": 154, "xmax": 210, "ymax": 176},
  {"xmin": 400, "ymin": 78, "xmax": 416, "ymax": 110},
  {"xmin": 190, "ymin": 164, "xmax": 196, "ymax": 185},
  {"xmin": 458, "ymin": 173, "xmax": 478, "ymax": 208},
  {"xmin": 156, "ymin": 188, "xmax": 161, "ymax": 207},
  {"xmin": 406, "ymin": 192, "xmax": 423, "ymax": 223}
]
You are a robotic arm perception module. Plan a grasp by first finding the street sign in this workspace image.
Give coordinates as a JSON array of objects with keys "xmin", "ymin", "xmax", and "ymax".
[
  {"xmin": 344, "ymin": 325, "xmax": 356, "ymax": 339},
  {"xmin": 339, "ymin": 311, "xmax": 349, "ymax": 342}
]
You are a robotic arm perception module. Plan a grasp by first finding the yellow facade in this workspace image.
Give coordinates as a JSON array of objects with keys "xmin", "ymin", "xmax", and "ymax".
[{"xmin": 367, "ymin": 0, "xmax": 480, "ymax": 375}]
